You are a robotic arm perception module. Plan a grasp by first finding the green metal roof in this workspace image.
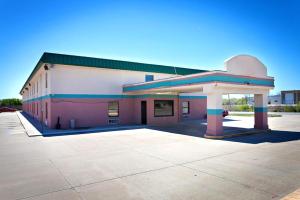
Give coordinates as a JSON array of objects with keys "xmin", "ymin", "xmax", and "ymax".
[{"xmin": 20, "ymin": 52, "xmax": 208, "ymax": 94}]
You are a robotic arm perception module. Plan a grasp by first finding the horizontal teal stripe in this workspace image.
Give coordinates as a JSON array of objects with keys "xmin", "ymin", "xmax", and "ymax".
[
  {"xmin": 22, "ymin": 95, "xmax": 51, "ymax": 103},
  {"xmin": 123, "ymin": 74, "xmax": 274, "ymax": 92},
  {"xmin": 254, "ymin": 107, "xmax": 268, "ymax": 112},
  {"xmin": 22, "ymin": 94, "xmax": 180, "ymax": 103},
  {"xmin": 179, "ymin": 96, "xmax": 207, "ymax": 99},
  {"xmin": 207, "ymin": 109, "xmax": 223, "ymax": 115}
]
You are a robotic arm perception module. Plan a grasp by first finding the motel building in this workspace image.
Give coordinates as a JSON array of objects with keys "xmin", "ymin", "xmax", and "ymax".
[{"xmin": 20, "ymin": 53, "xmax": 274, "ymax": 138}]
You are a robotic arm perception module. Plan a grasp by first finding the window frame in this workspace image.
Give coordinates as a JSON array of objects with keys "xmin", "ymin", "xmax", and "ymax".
[
  {"xmin": 145, "ymin": 74, "xmax": 154, "ymax": 82},
  {"xmin": 108, "ymin": 101, "xmax": 119, "ymax": 117},
  {"xmin": 182, "ymin": 101, "xmax": 190, "ymax": 114},
  {"xmin": 154, "ymin": 100, "xmax": 174, "ymax": 117}
]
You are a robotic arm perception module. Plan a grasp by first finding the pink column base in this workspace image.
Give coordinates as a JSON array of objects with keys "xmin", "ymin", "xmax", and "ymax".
[
  {"xmin": 254, "ymin": 112, "xmax": 269, "ymax": 130},
  {"xmin": 205, "ymin": 115, "xmax": 223, "ymax": 137}
]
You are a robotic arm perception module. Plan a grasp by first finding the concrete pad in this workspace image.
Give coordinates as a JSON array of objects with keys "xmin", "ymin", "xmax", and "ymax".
[
  {"xmin": 51, "ymin": 150, "xmax": 173, "ymax": 187},
  {"xmin": 218, "ymin": 148, "xmax": 300, "ymax": 176},
  {"xmin": 134, "ymin": 137, "xmax": 254, "ymax": 164},
  {"xmin": 184, "ymin": 157, "xmax": 300, "ymax": 197},
  {"xmin": 76, "ymin": 166, "xmax": 274, "ymax": 200},
  {"xmin": 1, "ymin": 112, "xmax": 300, "ymax": 199},
  {"xmin": 25, "ymin": 189, "xmax": 81, "ymax": 200},
  {"xmin": 0, "ymin": 160, "xmax": 71, "ymax": 200}
]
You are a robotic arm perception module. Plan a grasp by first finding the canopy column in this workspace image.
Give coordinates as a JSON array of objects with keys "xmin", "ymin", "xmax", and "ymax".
[
  {"xmin": 205, "ymin": 92, "xmax": 224, "ymax": 138},
  {"xmin": 254, "ymin": 92, "xmax": 269, "ymax": 130}
]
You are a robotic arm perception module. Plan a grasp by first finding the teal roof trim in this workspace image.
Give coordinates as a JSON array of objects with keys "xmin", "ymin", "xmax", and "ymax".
[
  {"xmin": 22, "ymin": 93, "xmax": 179, "ymax": 103},
  {"xmin": 20, "ymin": 52, "xmax": 208, "ymax": 94}
]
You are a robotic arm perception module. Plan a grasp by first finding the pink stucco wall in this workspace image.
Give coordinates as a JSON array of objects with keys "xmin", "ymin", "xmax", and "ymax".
[
  {"xmin": 133, "ymin": 98, "xmax": 179, "ymax": 126},
  {"xmin": 49, "ymin": 98, "xmax": 136, "ymax": 129},
  {"xmin": 179, "ymin": 98, "xmax": 207, "ymax": 121},
  {"xmin": 206, "ymin": 115, "xmax": 223, "ymax": 136},
  {"xmin": 23, "ymin": 96, "xmax": 207, "ymax": 129},
  {"xmin": 22, "ymin": 99, "xmax": 52, "ymax": 127},
  {"xmin": 254, "ymin": 112, "xmax": 268, "ymax": 130}
]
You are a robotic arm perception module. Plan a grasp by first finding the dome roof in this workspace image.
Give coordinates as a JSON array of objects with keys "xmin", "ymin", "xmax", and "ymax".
[{"xmin": 224, "ymin": 55, "xmax": 267, "ymax": 78}]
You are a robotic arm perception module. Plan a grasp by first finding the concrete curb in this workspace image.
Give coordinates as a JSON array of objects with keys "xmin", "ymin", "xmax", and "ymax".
[
  {"xmin": 16, "ymin": 111, "xmax": 42, "ymax": 137},
  {"xmin": 16, "ymin": 111, "xmax": 147, "ymax": 137},
  {"xmin": 42, "ymin": 125, "xmax": 147, "ymax": 137}
]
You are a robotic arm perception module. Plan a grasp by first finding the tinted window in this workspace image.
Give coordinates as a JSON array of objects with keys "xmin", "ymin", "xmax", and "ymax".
[
  {"xmin": 154, "ymin": 100, "xmax": 174, "ymax": 117},
  {"xmin": 108, "ymin": 101, "xmax": 119, "ymax": 117},
  {"xmin": 182, "ymin": 101, "xmax": 189, "ymax": 114},
  {"xmin": 145, "ymin": 75, "xmax": 154, "ymax": 82}
]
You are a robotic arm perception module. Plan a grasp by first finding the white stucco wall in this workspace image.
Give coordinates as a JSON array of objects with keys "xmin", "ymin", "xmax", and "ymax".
[
  {"xmin": 50, "ymin": 64, "xmax": 178, "ymax": 94},
  {"xmin": 22, "ymin": 65, "xmax": 51, "ymax": 100}
]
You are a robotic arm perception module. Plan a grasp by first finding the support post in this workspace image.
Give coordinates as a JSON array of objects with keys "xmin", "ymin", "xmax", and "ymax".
[
  {"xmin": 254, "ymin": 93, "xmax": 269, "ymax": 130},
  {"xmin": 205, "ymin": 93, "xmax": 224, "ymax": 138}
]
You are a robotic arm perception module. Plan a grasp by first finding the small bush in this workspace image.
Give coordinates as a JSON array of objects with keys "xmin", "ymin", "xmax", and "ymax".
[
  {"xmin": 295, "ymin": 103, "xmax": 300, "ymax": 112},
  {"xmin": 229, "ymin": 105, "xmax": 253, "ymax": 112},
  {"xmin": 284, "ymin": 106, "xmax": 296, "ymax": 112}
]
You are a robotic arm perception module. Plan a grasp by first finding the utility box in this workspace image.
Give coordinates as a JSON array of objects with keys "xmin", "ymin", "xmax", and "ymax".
[{"xmin": 70, "ymin": 119, "xmax": 76, "ymax": 129}]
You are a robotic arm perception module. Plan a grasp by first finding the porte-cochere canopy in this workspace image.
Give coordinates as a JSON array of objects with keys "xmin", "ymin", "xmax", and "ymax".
[{"xmin": 123, "ymin": 55, "xmax": 275, "ymax": 138}]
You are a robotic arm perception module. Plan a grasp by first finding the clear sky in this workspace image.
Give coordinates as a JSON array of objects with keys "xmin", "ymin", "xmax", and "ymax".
[{"xmin": 0, "ymin": 0, "xmax": 299, "ymax": 99}]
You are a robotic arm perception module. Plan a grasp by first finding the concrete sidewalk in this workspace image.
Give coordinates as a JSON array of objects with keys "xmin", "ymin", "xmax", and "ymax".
[
  {"xmin": 16, "ymin": 111, "xmax": 42, "ymax": 136},
  {"xmin": 17, "ymin": 111, "xmax": 146, "ymax": 137},
  {"xmin": 17, "ymin": 111, "xmax": 269, "ymax": 138}
]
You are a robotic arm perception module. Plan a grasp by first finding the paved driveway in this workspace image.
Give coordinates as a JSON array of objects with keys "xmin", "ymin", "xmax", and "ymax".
[{"xmin": 0, "ymin": 112, "xmax": 299, "ymax": 200}]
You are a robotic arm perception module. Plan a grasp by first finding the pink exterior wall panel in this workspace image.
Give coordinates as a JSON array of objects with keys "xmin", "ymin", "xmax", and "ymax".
[
  {"xmin": 49, "ymin": 98, "xmax": 136, "ymax": 129},
  {"xmin": 206, "ymin": 115, "xmax": 223, "ymax": 136},
  {"xmin": 22, "ymin": 98, "xmax": 52, "ymax": 128},
  {"xmin": 254, "ymin": 112, "xmax": 268, "ymax": 130},
  {"xmin": 133, "ymin": 97, "xmax": 179, "ymax": 126},
  {"xmin": 179, "ymin": 98, "xmax": 207, "ymax": 121},
  {"xmin": 22, "ymin": 95, "xmax": 207, "ymax": 130}
]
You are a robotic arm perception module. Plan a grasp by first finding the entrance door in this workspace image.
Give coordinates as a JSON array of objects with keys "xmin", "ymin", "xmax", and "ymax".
[{"xmin": 141, "ymin": 101, "xmax": 147, "ymax": 125}]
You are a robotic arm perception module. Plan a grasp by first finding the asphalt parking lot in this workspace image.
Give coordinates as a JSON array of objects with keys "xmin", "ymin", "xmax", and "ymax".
[{"xmin": 0, "ymin": 112, "xmax": 299, "ymax": 200}]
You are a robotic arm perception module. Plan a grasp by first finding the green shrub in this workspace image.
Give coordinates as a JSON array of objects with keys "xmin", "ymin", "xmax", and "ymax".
[
  {"xmin": 295, "ymin": 103, "xmax": 300, "ymax": 112},
  {"xmin": 230, "ymin": 105, "xmax": 253, "ymax": 112},
  {"xmin": 284, "ymin": 106, "xmax": 296, "ymax": 112}
]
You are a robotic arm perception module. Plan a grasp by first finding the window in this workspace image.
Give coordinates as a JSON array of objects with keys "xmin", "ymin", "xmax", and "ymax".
[
  {"xmin": 145, "ymin": 75, "xmax": 154, "ymax": 82},
  {"xmin": 154, "ymin": 100, "xmax": 174, "ymax": 117},
  {"xmin": 182, "ymin": 101, "xmax": 190, "ymax": 114},
  {"xmin": 108, "ymin": 101, "xmax": 119, "ymax": 117},
  {"xmin": 45, "ymin": 72, "xmax": 48, "ymax": 88}
]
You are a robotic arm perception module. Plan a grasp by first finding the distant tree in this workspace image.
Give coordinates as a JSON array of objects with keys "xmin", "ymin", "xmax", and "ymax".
[
  {"xmin": 223, "ymin": 98, "xmax": 240, "ymax": 105},
  {"xmin": 0, "ymin": 98, "xmax": 22, "ymax": 106},
  {"xmin": 236, "ymin": 97, "xmax": 248, "ymax": 105}
]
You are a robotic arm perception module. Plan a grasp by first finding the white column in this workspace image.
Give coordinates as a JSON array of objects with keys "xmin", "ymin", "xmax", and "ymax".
[{"xmin": 205, "ymin": 92, "xmax": 224, "ymax": 138}]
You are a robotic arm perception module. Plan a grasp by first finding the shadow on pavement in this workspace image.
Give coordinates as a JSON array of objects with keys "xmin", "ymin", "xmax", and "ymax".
[
  {"xmin": 224, "ymin": 130, "xmax": 300, "ymax": 144},
  {"xmin": 20, "ymin": 112, "xmax": 300, "ymax": 143},
  {"xmin": 20, "ymin": 111, "xmax": 146, "ymax": 137},
  {"xmin": 20, "ymin": 111, "xmax": 45, "ymax": 132},
  {"xmin": 150, "ymin": 119, "xmax": 300, "ymax": 144}
]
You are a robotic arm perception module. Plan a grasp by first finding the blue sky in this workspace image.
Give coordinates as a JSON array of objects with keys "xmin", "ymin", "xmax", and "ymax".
[{"xmin": 0, "ymin": 0, "xmax": 299, "ymax": 99}]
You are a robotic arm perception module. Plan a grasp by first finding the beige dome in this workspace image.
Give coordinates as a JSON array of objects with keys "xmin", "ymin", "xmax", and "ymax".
[{"xmin": 224, "ymin": 55, "xmax": 267, "ymax": 78}]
